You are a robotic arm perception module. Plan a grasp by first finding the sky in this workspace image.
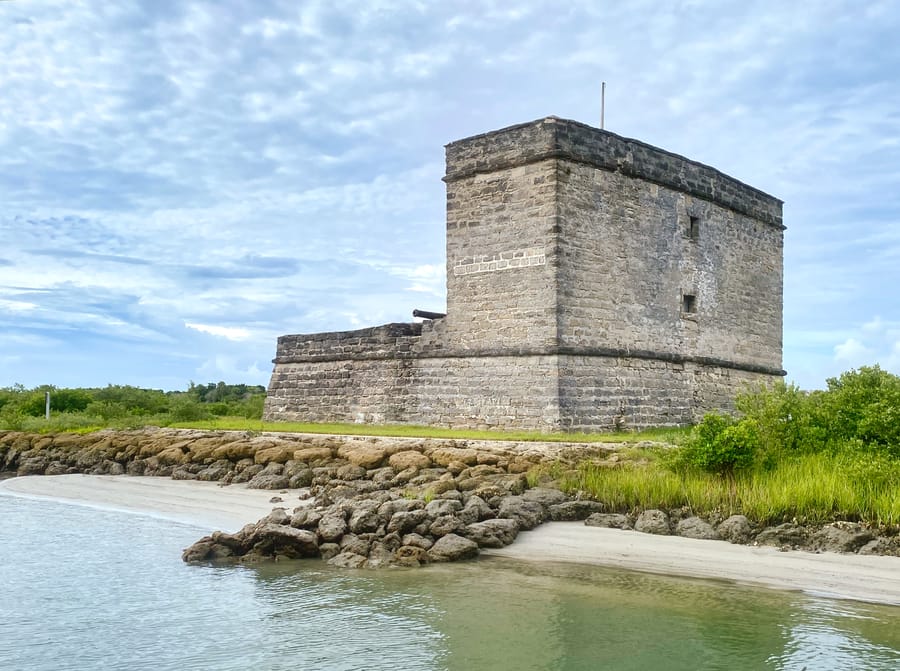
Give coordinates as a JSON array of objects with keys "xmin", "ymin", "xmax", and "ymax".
[{"xmin": 1, "ymin": 0, "xmax": 899, "ymax": 392}]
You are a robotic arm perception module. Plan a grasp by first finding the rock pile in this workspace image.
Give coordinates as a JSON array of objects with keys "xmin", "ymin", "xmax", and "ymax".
[
  {"xmin": 2, "ymin": 429, "xmax": 898, "ymax": 566},
  {"xmin": 182, "ymin": 487, "xmax": 563, "ymax": 568}
]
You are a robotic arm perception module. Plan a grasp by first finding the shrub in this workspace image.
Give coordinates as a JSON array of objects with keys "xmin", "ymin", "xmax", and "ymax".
[
  {"xmin": 735, "ymin": 380, "xmax": 823, "ymax": 459},
  {"xmin": 677, "ymin": 413, "xmax": 760, "ymax": 478},
  {"xmin": 819, "ymin": 366, "xmax": 900, "ymax": 452}
]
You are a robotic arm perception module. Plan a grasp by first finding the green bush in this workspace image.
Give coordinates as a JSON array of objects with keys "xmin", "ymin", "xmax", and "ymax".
[
  {"xmin": 677, "ymin": 413, "xmax": 760, "ymax": 477},
  {"xmin": 735, "ymin": 380, "xmax": 823, "ymax": 459},
  {"xmin": 819, "ymin": 366, "xmax": 900, "ymax": 453}
]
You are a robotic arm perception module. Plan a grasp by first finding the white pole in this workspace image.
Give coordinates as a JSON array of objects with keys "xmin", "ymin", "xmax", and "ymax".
[
  {"xmin": 601, "ymin": 81, "xmax": 606, "ymax": 130},
  {"xmin": 45, "ymin": 391, "xmax": 50, "ymax": 420}
]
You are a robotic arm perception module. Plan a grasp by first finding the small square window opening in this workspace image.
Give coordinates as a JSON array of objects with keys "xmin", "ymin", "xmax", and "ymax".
[
  {"xmin": 688, "ymin": 216, "xmax": 700, "ymax": 240},
  {"xmin": 682, "ymin": 294, "xmax": 697, "ymax": 315}
]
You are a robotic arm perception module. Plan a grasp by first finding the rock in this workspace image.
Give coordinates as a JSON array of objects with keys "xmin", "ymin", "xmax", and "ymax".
[
  {"xmin": 288, "ymin": 469, "xmax": 313, "ymax": 488},
  {"xmin": 378, "ymin": 499, "xmax": 424, "ymax": 517},
  {"xmin": 425, "ymin": 499, "xmax": 462, "ymax": 517},
  {"xmin": 717, "ymin": 515, "xmax": 753, "ymax": 544},
  {"xmin": 389, "ymin": 451, "xmax": 432, "ymax": 471},
  {"xmin": 16, "ymin": 457, "xmax": 47, "ymax": 476},
  {"xmin": 317, "ymin": 511, "xmax": 349, "ymax": 542},
  {"xmin": 464, "ymin": 519, "xmax": 519, "ymax": 548},
  {"xmin": 44, "ymin": 461, "xmax": 70, "ymax": 476},
  {"xmin": 269, "ymin": 496, "xmax": 283, "ymax": 504},
  {"xmin": 810, "ymin": 523, "xmax": 874, "ymax": 553},
  {"xmin": 171, "ymin": 466, "xmax": 198, "ymax": 480},
  {"xmin": 336, "ymin": 464, "xmax": 368, "ymax": 481},
  {"xmin": 125, "ymin": 460, "xmax": 146, "ymax": 476},
  {"xmin": 248, "ymin": 524, "xmax": 319, "ymax": 559},
  {"xmin": 339, "ymin": 444, "xmax": 386, "ymax": 469},
  {"xmin": 461, "ymin": 464, "xmax": 504, "ymax": 479},
  {"xmin": 857, "ymin": 537, "xmax": 897, "ymax": 555},
  {"xmin": 426, "ymin": 533, "xmax": 479, "ymax": 562},
  {"xmin": 181, "ymin": 539, "xmax": 218, "ymax": 562},
  {"xmin": 387, "ymin": 509, "xmax": 429, "ymax": 535},
  {"xmin": 156, "ymin": 446, "xmax": 189, "ymax": 465},
  {"xmin": 198, "ymin": 461, "xmax": 233, "ymax": 482},
  {"xmin": 340, "ymin": 533, "xmax": 371, "ymax": 557},
  {"xmin": 290, "ymin": 508, "xmax": 322, "ymax": 529},
  {"xmin": 548, "ymin": 500, "xmax": 606, "ymax": 521},
  {"xmin": 497, "ymin": 496, "xmax": 546, "ymax": 530},
  {"xmin": 522, "ymin": 487, "xmax": 569, "ymax": 507},
  {"xmin": 254, "ymin": 446, "xmax": 295, "ymax": 465},
  {"xmin": 370, "ymin": 467, "xmax": 396, "ymax": 486},
  {"xmin": 437, "ymin": 490, "xmax": 463, "ymax": 502},
  {"xmin": 429, "ymin": 479, "xmax": 459, "ymax": 495},
  {"xmin": 246, "ymin": 473, "xmax": 291, "ymax": 490},
  {"xmin": 675, "ymin": 516, "xmax": 720, "ymax": 540},
  {"xmin": 312, "ymin": 467, "xmax": 338, "ymax": 486},
  {"xmin": 400, "ymin": 533, "xmax": 433, "ymax": 550},
  {"xmin": 232, "ymin": 464, "xmax": 264, "ymax": 483},
  {"xmin": 348, "ymin": 503, "xmax": 384, "ymax": 534},
  {"xmin": 395, "ymin": 545, "xmax": 428, "ymax": 566},
  {"xmin": 430, "ymin": 448, "xmax": 478, "ymax": 467},
  {"xmin": 429, "ymin": 515, "xmax": 466, "ymax": 537},
  {"xmin": 328, "ymin": 551, "xmax": 368, "ymax": 569},
  {"xmin": 107, "ymin": 462, "xmax": 125, "ymax": 476},
  {"xmin": 498, "ymin": 474, "xmax": 528, "ymax": 495},
  {"xmin": 634, "ymin": 509, "xmax": 671, "ymax": 535},
  {"xmin": 584, "ymin": 513, "xmax": 631, "ymax": 529},
  {"xmin": 755, "ymin": 523, "xmax": 809, "ymax": 548},
  {"xmin": 263, "ymin": 508, "xmax": 291, "ymax": 525},
  {"xmin": 459, "ymin": 495, "xmax": 494, "ymax": 524},
  {"xmin": 292, "ymin": 447, "xmax": 334, "ymax": 464},
  {"xmin": 319, "ymin": 543, "xmax": 341, "ymax": 561},
  {"xmin": 209, "ymin": 530, "xmax": 249, "ymax": 555},
  {"xmin": 366, "ymin": 542, "xmax": 396, "ymax": 568}
]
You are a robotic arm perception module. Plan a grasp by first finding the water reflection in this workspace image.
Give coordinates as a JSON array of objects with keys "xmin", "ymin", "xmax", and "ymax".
[
  {"xmin": 2, "ymin": 495, "xmax": 898, "ymax": 671},
  {"xmin": 246, "ymin": 558, "xmax": 900, "ymax": 671}
]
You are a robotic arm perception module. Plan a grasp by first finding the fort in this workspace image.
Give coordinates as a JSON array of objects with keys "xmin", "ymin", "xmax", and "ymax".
[{"xmin": 263, "ymin": 117, "xmax": 784, "ymax": 431}]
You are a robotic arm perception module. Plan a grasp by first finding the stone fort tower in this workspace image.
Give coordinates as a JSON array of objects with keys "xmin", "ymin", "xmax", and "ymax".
[{"xmin": 264, "ymin": 117, "xmax": 784, "ymax": 430}]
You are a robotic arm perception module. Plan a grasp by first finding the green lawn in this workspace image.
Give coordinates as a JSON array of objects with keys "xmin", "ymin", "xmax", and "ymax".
[{"xmin": 170, "ymin": 416, "xmax": 689, "ymax": 444}]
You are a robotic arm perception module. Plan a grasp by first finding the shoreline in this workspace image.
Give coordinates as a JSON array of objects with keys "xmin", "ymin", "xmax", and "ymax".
[
  {"xmin": 3, "ymin": 474, "xmax": 899, "ymax": 606},
  {"xmin": 0, "ymin": 474, "xmax": 283, "ymax": 533}
]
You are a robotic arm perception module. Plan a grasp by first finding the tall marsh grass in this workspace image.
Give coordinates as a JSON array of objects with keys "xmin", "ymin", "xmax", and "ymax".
[{"xmin": 557, "ymin": 451, "xmax": 900, "ymax": 526}]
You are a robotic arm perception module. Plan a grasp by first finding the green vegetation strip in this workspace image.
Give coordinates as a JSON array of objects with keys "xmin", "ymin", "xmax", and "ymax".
[
  {"xmin": 547, "ymin": 449, "xmax": 900, "ymax": 527},
  {"xmin": 170, "ymin": 417, "xmax": 687, "ymax": 444}
]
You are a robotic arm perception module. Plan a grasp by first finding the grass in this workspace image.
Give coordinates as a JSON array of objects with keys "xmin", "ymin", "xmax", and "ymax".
[
  {"xmin": 550, "ymin": 450, "xmax": 900, "ymax": 527},
  {"xmin": 167, "ymin": 416, "xmax": 691, "ymax": 444},
  {"xmin": 1, "ymin": 412, "xmax": 689, "ymax": 443}
]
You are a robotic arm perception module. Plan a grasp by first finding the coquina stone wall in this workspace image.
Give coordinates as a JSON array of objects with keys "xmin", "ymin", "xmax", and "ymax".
[{"xmin": 264, "ymin": 117, "xmax": 784, "ymax": 431}]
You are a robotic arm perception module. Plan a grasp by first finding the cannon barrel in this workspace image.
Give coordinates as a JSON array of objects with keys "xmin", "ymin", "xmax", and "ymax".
[{"xmin": 413, "ymin": 309, "xmax": 446, "ymax": 320}]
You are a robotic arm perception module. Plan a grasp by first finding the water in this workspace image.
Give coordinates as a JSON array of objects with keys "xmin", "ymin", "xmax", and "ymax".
[{"xmin": 1, "ymin": 494, "xmax": 899, "ymax": 671}]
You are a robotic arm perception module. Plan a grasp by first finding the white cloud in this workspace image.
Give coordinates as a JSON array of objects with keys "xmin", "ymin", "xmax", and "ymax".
[
  {"xmin": 1, "ymin": 0, "xmax": 899, "ymax": 392},
  {"xmin": 834, "ymin": 338, "xmax": 872, "ymax": 365},
  {"xmin": 185, "ymin": 322, "xmax": 252, "ymax": 341}
]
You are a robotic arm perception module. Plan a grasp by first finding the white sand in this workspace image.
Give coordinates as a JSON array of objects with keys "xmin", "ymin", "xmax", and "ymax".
[
  {"xmin": 484, "ymin": 522, "xmax": 900, "ymax": 606},
  {"xmin": 2, "ymin": 475, "xmax": 898, "ymax": 605},
  {"xmin": 0, "ymin": 474, "xmax": 288, "ymax": 533}
]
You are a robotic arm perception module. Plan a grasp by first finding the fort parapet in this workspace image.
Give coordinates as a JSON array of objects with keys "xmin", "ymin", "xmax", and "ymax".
[{"xmin": 264, "ymin": 117, "xmax": 784, "ymax": 430}]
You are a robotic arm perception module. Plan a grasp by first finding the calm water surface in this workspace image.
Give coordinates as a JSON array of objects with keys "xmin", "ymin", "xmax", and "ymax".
[{"xmin": 1, "ymin": 494, "xmax": 898, "ymax": 670}]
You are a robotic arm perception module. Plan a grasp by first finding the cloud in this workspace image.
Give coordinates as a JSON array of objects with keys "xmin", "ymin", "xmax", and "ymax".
[
  {"xmin": 0, "ymin": 0, "xmax": 898, "ymax": 394},
  {"xmin": 834, "ymin": 338, "xmax": 873, "ymax": 365},
  {"xmin": 185, "ymin": 322, "xmax": 252, "ymax": 341},
  {"xmin": 830, "ymin": 316, "xmax": 900, "ymax": 375}
]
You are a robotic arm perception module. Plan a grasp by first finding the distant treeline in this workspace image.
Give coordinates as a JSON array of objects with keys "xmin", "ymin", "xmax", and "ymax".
[{"xmin": 0, "ymin": 382, "xmax": 266, "ymax": 431}]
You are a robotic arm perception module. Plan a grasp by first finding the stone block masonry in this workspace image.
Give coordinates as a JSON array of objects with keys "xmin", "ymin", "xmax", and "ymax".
[{"xmin": 264, "ymin": 117, "xmax": 784, "ymax": 431}]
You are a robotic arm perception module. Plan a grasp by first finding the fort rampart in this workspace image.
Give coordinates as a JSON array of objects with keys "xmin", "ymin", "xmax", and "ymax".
[{"xmin": 264, "ymin": 117, "xmax": 784, "ymax": 430}]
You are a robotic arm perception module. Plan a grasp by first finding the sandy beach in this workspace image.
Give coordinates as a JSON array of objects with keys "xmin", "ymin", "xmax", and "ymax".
[
  {"xmin": 484, "ymin": 522, "xmax": 900, "ymax": 606},
  {"xmin": 2, "ymin": 474, "xmax": 898, "ymax": 605},
  {"xmin": 0, "ymin": 474, "xmax": 285, "ymax": 533}
]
